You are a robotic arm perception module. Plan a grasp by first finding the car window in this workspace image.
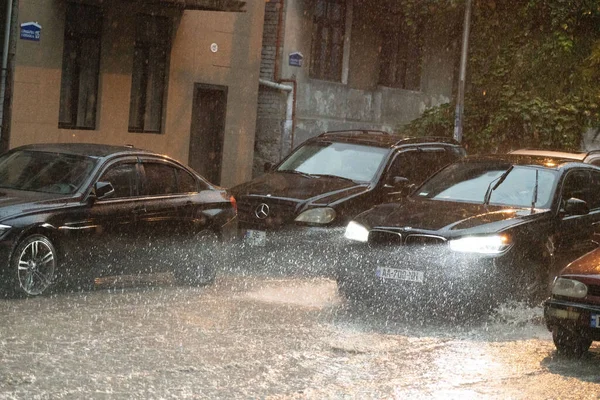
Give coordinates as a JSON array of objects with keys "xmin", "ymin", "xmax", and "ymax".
[
  {"xmin": 98, "ymin": 163, "xmax": 138, "ymax": 198},
  {"xmin": 142, "ymin": 163, "xmax": 178, "ymax": 195},
  {"xmin": 178, "ymin": 169, "xmax": 198, "ymax": 193},
  {"xmin": 560, "ymin": 169, "xmax": 600, "ymax": 209},
  {"xmin": 416, "ymin": 162, "xmax": 558, "ymax": 208},
  {"xmin": 387, "ymin": 147, "xmax": 457, "ymax": 185},
  {"xmin": 276, "ymin": 142, "xmax": 389, "ymax": 182}
]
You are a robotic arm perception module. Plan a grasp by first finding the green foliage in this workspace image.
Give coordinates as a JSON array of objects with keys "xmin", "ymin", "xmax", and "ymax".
[{"xmin": 402, "ymin": 0, "xmax": 600, "ymax": 153}]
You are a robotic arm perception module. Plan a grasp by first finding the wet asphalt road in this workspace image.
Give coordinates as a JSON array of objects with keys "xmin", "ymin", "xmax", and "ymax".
[{"xmin": 0, "ymin": 270, "xmax": 599, "ymax": 399}]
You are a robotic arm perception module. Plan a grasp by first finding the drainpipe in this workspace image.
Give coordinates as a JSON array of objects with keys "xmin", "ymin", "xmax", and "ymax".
[
  {"xmin": 0, "ymin": 0, "xmax": 14, "ymax": 144},
  {"xmin": 259, "ymin": 78, "xmax": 294, "ymax": 160}
]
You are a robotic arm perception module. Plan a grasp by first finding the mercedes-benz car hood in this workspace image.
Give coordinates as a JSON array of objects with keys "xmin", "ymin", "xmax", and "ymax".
[
  {"xmin": 230, "ymin": 172, "xmax": 370, "ymax": 205},
  {"xmin": 356, "ymin": 197, "xmax": 549, "ymax": 238}
]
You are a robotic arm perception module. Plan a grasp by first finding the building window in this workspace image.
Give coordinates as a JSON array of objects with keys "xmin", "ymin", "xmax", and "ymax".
[
  {"xmin": 128, "ymin": 15, "xmax": 171, "ymax": 133},
  {"xmin": 309, "ymin": 0, "xmax": 346, "ymax": 82},
  {"xmin": 378, "ymin": 25, "xmax": 422, "ymax": 91},
  {"xmin": 58, "ymin": 3, "xmax": 102, "ymax": 130}
]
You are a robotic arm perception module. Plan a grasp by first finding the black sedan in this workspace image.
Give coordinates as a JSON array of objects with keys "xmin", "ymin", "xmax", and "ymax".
[
  {"xmin": 338, "ymin": 154, "xmax": 600, "ymax": 314},
  {"xmin": 0, "ymin": 143, "xmax": 237, "ymax": 298}
]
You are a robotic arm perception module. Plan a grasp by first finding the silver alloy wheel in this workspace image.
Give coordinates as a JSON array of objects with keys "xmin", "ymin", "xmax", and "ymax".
[{"xmin": 16, "ymin": 236, "xmax": 56, "ymax": 296}]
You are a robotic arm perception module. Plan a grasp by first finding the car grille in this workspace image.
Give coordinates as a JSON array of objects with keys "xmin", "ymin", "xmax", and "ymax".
[
  {"xmin": 368, "ymin": 230, "xmax": 403, "ymax": 245},
  {"xmin": 405, "ymin": 235, "xmax": 447, "ymax": 246},
  {"xmin": 588, "ymin": 284, "xmax": 600, "ymax": 297},
  {"xmin": 368, "ymin": 231, "xmax": 446, "ymax": 246},
  {"xmin": 237, "ymin": 197, "xmax": 298, "ymax": 228}
]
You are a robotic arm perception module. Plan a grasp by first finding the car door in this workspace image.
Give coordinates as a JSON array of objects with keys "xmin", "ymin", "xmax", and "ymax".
[
  {"xmin": 64, "ymin": 158, "xmax": 141, "ymax": 278},
  {"xmin": 132, "ymin": 159, "xmax": 211, "ymax": 273},
  {"xmin": 556, "ymin": 168, "xmax": 600, "ymax": 264}
]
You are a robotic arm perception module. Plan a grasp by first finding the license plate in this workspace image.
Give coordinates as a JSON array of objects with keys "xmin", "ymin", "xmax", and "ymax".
[
  {"xmin": 591, "ymin": 313, "xmax": 600, "ymax": 328},
  {"xmin": 376, "ymin": 267, "xmax": 424, "ymax": 283},
  {"xmin": 244, "ymin": 229, "xmax": 266, "ymax": 246}
]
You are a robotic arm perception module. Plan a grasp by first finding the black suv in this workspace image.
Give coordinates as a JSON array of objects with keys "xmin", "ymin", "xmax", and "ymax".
[
  {"xmin": 338, "ymin": 153, "xmax": 600, "ymax": 314},
  {"xmin": 230, "ymin": 130, "xmax": 466, "ymax": 249}
]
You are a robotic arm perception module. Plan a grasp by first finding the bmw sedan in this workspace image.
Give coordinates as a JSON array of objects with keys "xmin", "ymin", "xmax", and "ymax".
[
  {"xmin": 338, "ymin": 154, "xmax": 600, "ymax": 314},
  {"xmin": 0, "ymin": 143, "xmax": 237, "ymax": 298}
]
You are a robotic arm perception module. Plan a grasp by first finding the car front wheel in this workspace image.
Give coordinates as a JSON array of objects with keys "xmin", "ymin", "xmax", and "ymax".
[
  {"xmin": 9, "ymin": 234, "xmax": 57, "ymax": 297},
  {"xmin": 552, "ymin": 326, "xmax": 592, "ymax": 357}
]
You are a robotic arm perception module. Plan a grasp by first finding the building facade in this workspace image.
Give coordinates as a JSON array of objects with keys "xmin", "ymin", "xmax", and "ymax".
[
  {"xmin": 0, "ymin": 0, "xmax": 264, "ymax": 187},
  {"xmin": 255, "ymin": 0, "xmax": 462, "ymax": 176}
]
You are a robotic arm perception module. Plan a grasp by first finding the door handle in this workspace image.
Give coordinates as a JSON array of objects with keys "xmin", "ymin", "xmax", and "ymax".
[{"xmin": 132, "ymin": 206, "xmax": 147, "ymax": 214}]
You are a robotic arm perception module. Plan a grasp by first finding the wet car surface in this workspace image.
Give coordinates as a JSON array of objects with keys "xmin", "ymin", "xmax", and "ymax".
[
  {"xmin": 0, "ymin": 143, "xmax": 236, "ymax": 298},
  {"xmin": 338, "ymin": 153, "xmax": 600, "ymax": 314},
  {"xmin": 545, "ymin": 247, "xmax": 600, "ymax": 356}
]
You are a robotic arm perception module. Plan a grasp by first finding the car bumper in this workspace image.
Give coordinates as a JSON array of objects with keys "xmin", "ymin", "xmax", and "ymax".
[
  {"xmin": 544, "ymin": 298, "xmax": 600, "ymax": 340},
  {"xmin": 234, "ymin": 226, "xmax": 346, "ymax": 276},
  {"xmin": 336, "ymin": 242, "xmax": 513, "ymax": 309}
]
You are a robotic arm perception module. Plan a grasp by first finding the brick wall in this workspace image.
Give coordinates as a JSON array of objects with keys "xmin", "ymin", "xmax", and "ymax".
[{"xmin": 254, "ymin": 0, "xmax": 287, "ymax": 177}]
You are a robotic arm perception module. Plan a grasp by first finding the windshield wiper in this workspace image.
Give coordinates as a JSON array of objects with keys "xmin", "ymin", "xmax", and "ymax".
[
  {"xmin": 483, "ymin": 165, "xmax": 514, "ymax": 205},
  {"xmin": 277, "ymin": 169, "xmax": 314, "ymax": 179},
  {"xmin": 310, "ymin": 174, "xmax": 359, "ymax": 183},
  {"xmin": 530, "ymin": 169, "xmax": 539, "ymax": 213}
]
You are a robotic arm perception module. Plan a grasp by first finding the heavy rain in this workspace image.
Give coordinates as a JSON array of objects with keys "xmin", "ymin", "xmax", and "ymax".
[
  {"xmin": 1, "ymin": 0, "xmax": 600, "ymax": 398},
  {"xmin": 1, "ymin": 237, "xmax": 599, "ymax": 399}
]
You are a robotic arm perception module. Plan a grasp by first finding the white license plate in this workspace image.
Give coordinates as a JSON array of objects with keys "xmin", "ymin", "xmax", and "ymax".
[
  {"xmin": 244, "ymin": 229, "xmax": 266, "ymax": 246},
  {"xmin": 591, "ymin": 313, "xmax": 600, "ymax": 328},
  {"xmin": 376, "ymin": 267, "xmax": 424, "ymax": 283}
]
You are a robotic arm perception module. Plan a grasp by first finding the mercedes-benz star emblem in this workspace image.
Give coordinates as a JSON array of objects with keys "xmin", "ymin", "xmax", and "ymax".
[{"xmin": 255, "ymin": 203, "xmax": 270, "ymax": 219}]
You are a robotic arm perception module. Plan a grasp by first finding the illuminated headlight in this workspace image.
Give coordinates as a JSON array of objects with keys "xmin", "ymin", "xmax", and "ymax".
[
  {"xmin": 344, "ymin": 221, "xmax": 369, "ymax": 242},
  {"xmin": 295, "ymin": 207, "xmax": 336, "ymax": 224},
  {"xmin": 551, "ymin": 278, "xmax": 588, "ymax": 298},
  {"xmin": 448, "ymin": 235, "xmax": 512, "ymax": 254}
]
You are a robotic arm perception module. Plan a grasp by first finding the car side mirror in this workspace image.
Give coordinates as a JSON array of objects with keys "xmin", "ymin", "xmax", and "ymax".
[
  {"xmin": 563, "ymin": 197, "xmax": 590, "ymax": 216},
  {"xmin": 92, "ymin": 181, "xmax": 115, "ymax": 201},
  {"xmin": 385, "ymin": 176, "xmax": 409, "ymax": 189},
  {"xmin": 264, "ymin": 162, "xmax": 274, "ymax": 173}
]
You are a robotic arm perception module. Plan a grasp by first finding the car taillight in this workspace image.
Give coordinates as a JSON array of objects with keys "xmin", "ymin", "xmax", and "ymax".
[{"xmin": 229, "ymin": 195, "xmax": 237, "ymax": 214}]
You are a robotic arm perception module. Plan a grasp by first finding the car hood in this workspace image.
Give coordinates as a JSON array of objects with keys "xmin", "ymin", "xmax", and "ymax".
[
  {"xmin": 359, "ymin": 198, "xmax": 547, "ymax": 237},
  {"xmin": 0, "ymin": 189, "xmax": 70, "ymax": 220},
  {"xmin": 560, "ymin": 250, "xmax": 600, "ymax": 279},
  {"xmin": 230, "ymin": 172, "xmax": 369, "ymax": 205}
]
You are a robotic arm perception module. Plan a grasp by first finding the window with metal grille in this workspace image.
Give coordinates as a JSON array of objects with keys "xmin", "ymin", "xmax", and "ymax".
[
  {"xmin": 128, "ymin": 15, "xmax": 171, "ymax": 133},
  {"xmin": 309, "ymin": 0, "xmax": 346, "ymax": 82},
  {"xmin": 58, "ymin": 3, "xmax": 102, "ymax": 130},
  {"xmin": 378, "ymin": 24, "xmax": 422, "ymax": 91}
]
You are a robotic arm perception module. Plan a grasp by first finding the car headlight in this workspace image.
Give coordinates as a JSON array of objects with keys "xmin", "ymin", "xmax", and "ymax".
[
  {"xmin": 551, "ymin": 277, "xmax": 588, "ymax": 298},
  {"xmin": 448, "ymin": 234, "xmax": 512, "ymax": 254},
  {"xmin": 344, "ymin": 221, "xmax": 369, "ymax": 242},
  {"xmin": 295, "ymin": 207, "xmax": 336, "ymax": 224}
]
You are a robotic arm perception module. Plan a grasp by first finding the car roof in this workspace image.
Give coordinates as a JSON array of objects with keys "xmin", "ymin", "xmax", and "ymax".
[
  {"xmin": 509, "ymin": 148, "xmax": 600, "ymax": 161},
  {"xmin": 10, "ymin": 143, "xmax": 156, "ymax": 158},
  {"xmin": 315, "ymin": 130, "xmax": 461, "ymax": 149},
  {"xmin": 463, "ymin": 153, "xmax": 599, "ymax": 170}
]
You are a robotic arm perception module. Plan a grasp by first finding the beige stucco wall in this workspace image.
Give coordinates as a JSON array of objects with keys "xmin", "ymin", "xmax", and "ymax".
[{"xmin": 10, "ymin": 0, "xmax": 264, "ymax": 187}]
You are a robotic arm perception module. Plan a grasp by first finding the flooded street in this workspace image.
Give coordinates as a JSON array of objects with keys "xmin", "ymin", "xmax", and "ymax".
[{"xmin": 0, "ymin": 268, "xmax": 599, "ymax": 399}]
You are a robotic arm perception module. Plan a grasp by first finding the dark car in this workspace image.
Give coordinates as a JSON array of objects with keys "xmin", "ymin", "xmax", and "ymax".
[
  {"xmin": 544, "ymin": 248, "xmax": 600, "ymax": 356},
  {"xmin": 230, "ymin": 130, "xmax": 466, "ymax": 249},
  {"xmin": 0, "ymin": 143, "xmax": 237, "ymax": 298},
  {"xmin": 338, "ymin": 153, "xmax": 600, "ymax": 314}
]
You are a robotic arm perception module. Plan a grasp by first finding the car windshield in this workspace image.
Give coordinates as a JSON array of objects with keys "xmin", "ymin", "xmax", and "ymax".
[
  {"xmin": 414, "ymin": 161, "xmax": 559, "ymax": 208},
  {"xmin": 0, "ymin": 150, "xmax": 97, "ymax": 194},
  {"xmin": 276, "ymin": 142, "xmax": 389, "ymax": 182}
]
